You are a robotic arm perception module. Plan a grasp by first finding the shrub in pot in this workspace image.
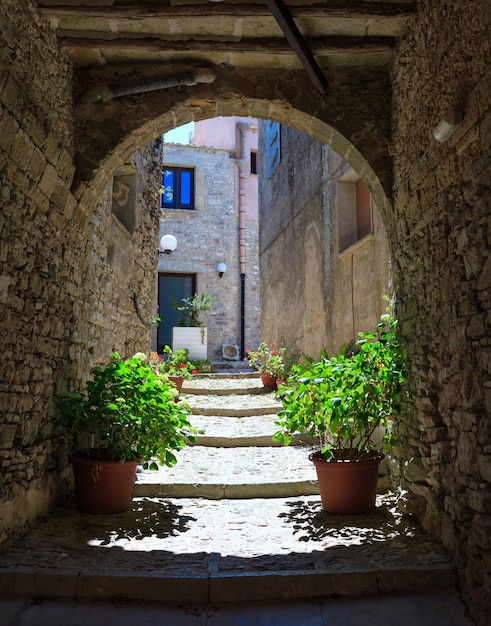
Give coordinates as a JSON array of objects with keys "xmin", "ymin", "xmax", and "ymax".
[
  {"xmin": 171, "ymin": 293, "xmax": 211, "ymax": 327},
  {"xmin": 57, "ymin": 352, "xmax": 195, "ymax": 514},
  {"xmin": 171, "ymin": 293, "xmax": 211, "ymax": 359},
  {"xmin": 246, "ymin": 343, "xmax": 288, "ymax": 388},
  {"xmin": 149, "ymin": 347, "xmax": 198, "ymax": 393},
  {"xmin": 273, "ymin": 313, "xmax": 406, "ymax": 514}
]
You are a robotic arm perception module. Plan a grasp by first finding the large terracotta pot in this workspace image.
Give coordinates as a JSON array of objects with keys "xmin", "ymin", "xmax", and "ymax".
[
  {"xmin": 70, "ymin": 453, "xmax": 138, "ymax": 514},
  {"xmin": 168, "ymin": 375, "xmax": 185, "ymax": 394},
  {"xmin": 309, "ymin": 451, "xmax": 383, "ymax": 514},
  {"xmin": 260, "ymin": 372, "xmax": 277, "ymax": 388}
]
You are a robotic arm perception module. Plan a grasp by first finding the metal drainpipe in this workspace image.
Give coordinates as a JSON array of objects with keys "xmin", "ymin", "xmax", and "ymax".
[
  {"xmin": 80, "ymin": 67, "xmax": 216, "ymax": 104},
  {"xmin": 236, "ymin": 121, "xmax": 258, "ymax": 359}
]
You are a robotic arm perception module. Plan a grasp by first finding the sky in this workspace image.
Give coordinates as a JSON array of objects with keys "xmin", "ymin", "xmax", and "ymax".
[{"xmin": 163, "ymin": 122, "xmax": 194, "ymax": 144}]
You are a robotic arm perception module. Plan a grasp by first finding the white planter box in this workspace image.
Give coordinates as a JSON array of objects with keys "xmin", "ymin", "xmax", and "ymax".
[{"xmin": 172, "ymin": 327, "xmax": 208, "ymax": 360}]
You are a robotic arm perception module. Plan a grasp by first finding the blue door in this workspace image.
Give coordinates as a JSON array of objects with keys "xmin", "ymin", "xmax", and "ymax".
[{"xmin": 157, "ymin": 273, "xmax": 195, "ymax": 353}]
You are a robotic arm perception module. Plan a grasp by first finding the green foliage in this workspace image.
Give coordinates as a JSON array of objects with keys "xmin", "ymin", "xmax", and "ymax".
[
  {"xmin": 57, "ymin": 353, "xmax": 196, "ymax": 469},
  {"xmin": 273, "ymin": 314, "xmax": 406, "ymax": 461},
  {"xmin": 190, "ymin": 359, "xmax": 213, "ymax": 373},
  {"xmin": 172, "ymin": 293, "xmax": 211, "ymax": 327},
  {"xmin": 150, "ymin": 347, "xmax": 198, "ymax": 379},
  {"xmin": 246, "ymin": 343, "xmax": 290, "ymax": 378}
]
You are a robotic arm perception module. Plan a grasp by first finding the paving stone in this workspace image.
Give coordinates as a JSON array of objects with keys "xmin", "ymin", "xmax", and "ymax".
[{"xmin": 0, "ymin": 373, "xmax": 460, "ymax": 607}]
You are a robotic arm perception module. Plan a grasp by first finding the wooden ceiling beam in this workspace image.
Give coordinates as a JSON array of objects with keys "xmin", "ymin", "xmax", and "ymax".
[
  {"xmin": 38, "ymin": 2, "xmax": 418, "ymax": 19},
  {"xmin": 264, "ymin": 0, "xmax": 327, "ymax": 94},
  {"xmin": 58, "ymin": 35, "xmax": 396, "ymax": 55}
]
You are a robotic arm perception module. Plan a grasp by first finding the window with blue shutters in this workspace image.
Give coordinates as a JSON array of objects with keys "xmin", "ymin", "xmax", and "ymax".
[{"xmin": 161, "ymin": 167, "xmax": 195, "ymax": 210}]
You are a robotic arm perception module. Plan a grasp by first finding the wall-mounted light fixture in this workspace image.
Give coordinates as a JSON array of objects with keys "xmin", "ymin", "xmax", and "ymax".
[
  {"xmin": 396, "ymin": 108, "xmax": 465, "ymax": 190},
  {"xmin": 216, "ymin": 262, "xmax": 227, "ymax": 278},
  {"xmin": 158, "ymin": 234, "xmax": 177, "ymax": 256},
  {"xmin": 432, "ymin": 109, "xmax": 463, "ymax": 143}
]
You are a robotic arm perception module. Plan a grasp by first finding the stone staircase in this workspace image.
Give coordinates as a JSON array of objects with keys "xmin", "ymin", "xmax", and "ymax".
[{"xmin": 0, "ymin": 373, "xmax": 459, "ymax": 606}]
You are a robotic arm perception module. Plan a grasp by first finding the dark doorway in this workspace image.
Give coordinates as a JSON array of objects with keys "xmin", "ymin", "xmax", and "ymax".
[{"xmin": 157, "ymin": 273, "xmax": 195, "ymax": 353}]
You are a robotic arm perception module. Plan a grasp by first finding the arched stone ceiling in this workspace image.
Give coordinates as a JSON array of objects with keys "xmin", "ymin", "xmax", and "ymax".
[{"xmin": 38, "ymin": 0, "xmax": 417, "ymax": 210}]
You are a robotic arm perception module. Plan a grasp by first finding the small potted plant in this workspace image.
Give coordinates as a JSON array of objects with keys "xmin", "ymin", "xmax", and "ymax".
[
  {"xmin": 273, "ymin": 313, "xmax": 406, "ymax": 514},
  {"xmin": 172, "ymin": 293, "xmax": 211, "ymax": 359},
  {"xmin": 149, "ymin": 347, "xmax": 198, "ymax": 393},
  {"xmin": 57, "ymin": 352, "xmax": 195, "ymax": 514},
  {"xmin": 246, "ymin": 343, "xmax": 287, "ymax": 388}
]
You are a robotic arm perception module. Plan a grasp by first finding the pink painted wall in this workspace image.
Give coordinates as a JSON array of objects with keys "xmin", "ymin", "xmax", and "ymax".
[{"xmin": 194, "ymin": 117, "xmax": 258, "ymax": 221}]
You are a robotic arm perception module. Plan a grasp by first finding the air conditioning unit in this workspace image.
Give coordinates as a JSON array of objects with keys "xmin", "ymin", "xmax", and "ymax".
[{"xmin": 222, "ymin": 344, "xmax": 240, "ymax": 360}]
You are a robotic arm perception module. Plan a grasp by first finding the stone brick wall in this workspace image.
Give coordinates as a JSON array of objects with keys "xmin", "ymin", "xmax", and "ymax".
[
  {"xmin": 75, "ymin": 142, "xmax": 161, "ymax": 377},
  {"xmin": 155, "ymin": 142, "xmax": 260, "ymax": 359},
  {"xmin": 0, "ymin": 1, "xmax": 160, "ymax": 545},
  {"xmin": 0, "ymin": 0, "xmax": 77, "ymax": 545},
  {"xmin": 0, "ymin": 3, "xmax": 489, "ymax": 622},
  {"xmin": 389, "ymin": 2, "xmax": 490, "ymax": 622}
]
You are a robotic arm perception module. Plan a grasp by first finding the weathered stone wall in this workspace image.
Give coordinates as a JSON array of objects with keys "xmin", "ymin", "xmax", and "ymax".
[
  {"xmin": 389, "ymin": 2, "xmax": 491, "ymax": 623},
  {"xmin": 0, "ymin": 3, "xmax": 489, "ymax": 622},
  {"xmin": 258, "ymin": 124, "xmax": 327, "ymax": 357},
  {"xmin": 0, "ymin": 0, "xmax": 77, "ymax": 545},
  {"xmin": 258, "ymin": 123, "xmax": 390, "ymax": 359},
  {"xmin": 155, "ymin": 143, "xmax": 260, "ymax": 359},
  {"xmin": 0, "ymin": 1, "xmax": 160, "ymax": 546},
  {"xmin": 76, "ymin": 142, "xmax": 161, "ymax": 376}
]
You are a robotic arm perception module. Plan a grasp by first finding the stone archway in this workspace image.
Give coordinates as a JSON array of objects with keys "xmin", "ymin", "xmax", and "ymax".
[
  {"xmin": 72, "ymin": 66, "xmax": 394, "ymax": 225},
  {"xmin": 1, "ymin": 2, "xmax": 490, "ymax": 622}
]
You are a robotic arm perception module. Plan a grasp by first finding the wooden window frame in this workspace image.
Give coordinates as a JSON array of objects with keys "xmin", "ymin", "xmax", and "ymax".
[{"xmin": 161, "ymin": 166, "xmax": 195, "ymax": 210}]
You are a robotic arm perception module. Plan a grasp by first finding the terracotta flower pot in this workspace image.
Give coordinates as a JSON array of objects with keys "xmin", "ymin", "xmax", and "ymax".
[
  {"xmin": 168, "ymin": 376, "xmax": 184, "ymax": 393},
  {"xmin": 309, "ymin": 450, "xmax": 383, "ymax": 514},
  {"xmin": 260, "ymin": 372, "xmax": 277, "ymax": 388},
  {"xmin": 70, "ymin": 453, "xmax": 138, "ymax": 514}
]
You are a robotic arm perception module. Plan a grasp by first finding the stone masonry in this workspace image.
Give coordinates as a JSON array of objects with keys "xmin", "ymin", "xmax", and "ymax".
[
  {"xmin": 156, "ymin": 138, "xmax": 260, "ymax": 359},
  {"xmin": 0, "ymin": 1, "xmax": 489, "ymax": 623}
]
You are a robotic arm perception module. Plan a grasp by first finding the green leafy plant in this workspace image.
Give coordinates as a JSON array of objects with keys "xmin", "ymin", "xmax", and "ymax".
[
  {"xmin": 190, "ymin": 359, "xmax": 213, "ymax": 373},
  {"xmin": 57, "ymin": 352, "xmax": 196, "ymax": 469},
  {"xmin": 273, "ymin": 314, "xmax": 406, "ymax": 461},
  {"xmin": 172, "ymin": 293, "xmax": 211, "ymax": 327},
  {"xmin": 149, "ymin": 347, "xmax": 198, "ymax": 380},
  {"xmin": 245, "ymin": 343, "xmax": 288, "ymax": 378}
]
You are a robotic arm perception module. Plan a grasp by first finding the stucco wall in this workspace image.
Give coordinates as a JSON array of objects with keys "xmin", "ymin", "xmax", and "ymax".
[
  {"xmin": 258, "ymin": 123, "xmax": 390, "ymax": 359},
  {"xmin": 325, "ymin": 150, "xmax": 391, "ymax": 353}
]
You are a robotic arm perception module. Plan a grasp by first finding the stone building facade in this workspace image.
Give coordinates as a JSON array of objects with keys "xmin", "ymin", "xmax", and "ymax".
[
  {"xmin": 0, "ymin": 1, "xmax": 489, "ymax": 623},
  {"xmin": 154, "ymin": 117, "xmax": 260, "ymax": 360},
  {"xmin": 259, "ymin": 123, "xmax": 390, "ymax": 359}
]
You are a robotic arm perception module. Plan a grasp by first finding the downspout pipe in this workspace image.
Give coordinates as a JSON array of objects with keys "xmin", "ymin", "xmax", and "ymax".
[
  {"xmin": 236, "ymin": 121, "xmax": 257, "ymax": 359},
  {"xmin": 81, "ymin": 67, "xmax": 216, "ymax": 104}
]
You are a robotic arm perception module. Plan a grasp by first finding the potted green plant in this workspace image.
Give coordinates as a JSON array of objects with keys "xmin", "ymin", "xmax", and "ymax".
[
  {"xmin": 273, "ymin": 313, "xmax": 406, "ymax": 514},
  {"xmin": 246, "ymin": 343, "xmax": 287, "ymax": 388},
  {"xmin": 172, "ymin": 293, "xmax": 211, "ymax": 359},
  {"xmin": 149, "ymin": 347, "xmax": 198, "ymax": 393},
  {"xmin": 57, "ymin": 352, "xmax": 195, "ymax": 514}
]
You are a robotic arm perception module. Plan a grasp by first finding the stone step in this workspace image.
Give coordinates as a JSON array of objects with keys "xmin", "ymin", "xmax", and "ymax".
[
  {"xmin": 185, "ymin": 393, "xmax": 281, "ymax": 417},
  {"xmin": 0, "ymin": 495, "xmax": 458, "ymax": 605},
  {"xmin": 183, "ymin": 376, "xmax": 268, "ymax": 396},
  {"xmin": 184, "ymin": 385, "xmax": 270, "ymax": 396},
  {"xmin": 134, "ymin": 445, "xmax": 319, "ymax": 499},
  {"xmin": 190, "ymin": 413, "xmax": 311, "ymax": 447},
  {"xmin": 209, "ymin": 361, "xmax": 254, "ymax": 374}
]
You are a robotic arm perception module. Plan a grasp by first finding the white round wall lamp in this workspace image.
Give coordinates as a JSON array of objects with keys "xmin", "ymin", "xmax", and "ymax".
[{"xmin": 159, "ymin": 234, "xmax": 177, "ymax": 256}]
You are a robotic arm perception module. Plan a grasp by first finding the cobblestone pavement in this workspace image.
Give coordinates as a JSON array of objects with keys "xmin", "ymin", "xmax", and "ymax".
[
  {"xmin": 0, "ymin": 494, "xmax": 454, "ymax": 578},
  {"xmin": 0, "ymin": 373, "xmax": 466, "ymax": 612}
]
